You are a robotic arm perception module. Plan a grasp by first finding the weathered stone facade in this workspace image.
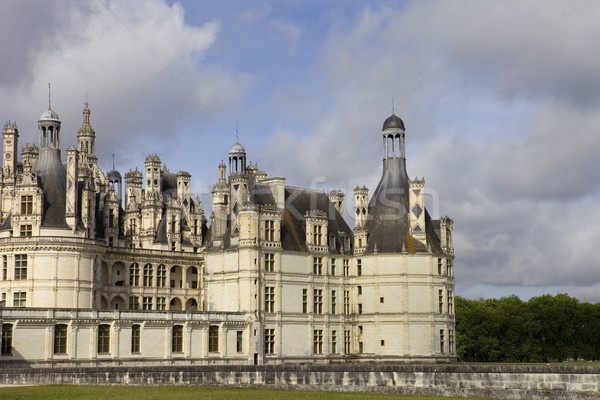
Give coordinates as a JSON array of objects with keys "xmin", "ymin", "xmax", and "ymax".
[{"xmin": 0, "ymin": 101, "xmax": 455, "ymax": 365}]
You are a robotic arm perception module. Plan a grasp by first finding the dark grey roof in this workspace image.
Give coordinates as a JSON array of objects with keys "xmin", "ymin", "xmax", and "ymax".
[
  {"xmin": 364, "ymin": 158, "xmax": 410, "ymax": 253},
  {"xmin": 161, "ymin": 171, "xmax": 177, "ymax": 192},
  {"xmin": 249, "ymin": 183, "xmax": 276, "ymax": 205},
  {"xmin": 0, "ymin": 213, "xmax": 12, "ymax": 231},
  {"xmin": 32, "ymin": 148, "xmax": 68, "ymax": 228},
  {"xmin": 383, "ymin": 113, "xmax": 405, "ymax": 130}
]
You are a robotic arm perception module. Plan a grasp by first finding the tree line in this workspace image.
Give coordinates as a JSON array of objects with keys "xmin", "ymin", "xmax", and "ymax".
[{"xmin": 455, "ymin": 294, "xmax": 600, "ymax": 362}]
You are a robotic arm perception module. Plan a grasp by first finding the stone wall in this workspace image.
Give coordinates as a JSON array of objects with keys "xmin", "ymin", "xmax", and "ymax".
[{"xmin": 0, "ymin": 363, "xmax": 599, "ymax": 399}]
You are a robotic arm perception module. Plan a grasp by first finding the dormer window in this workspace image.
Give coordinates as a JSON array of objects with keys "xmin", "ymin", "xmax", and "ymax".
[
  {"xmin": 313, "ymin": 225, "xmax": 322, "ymax": 246},
  {"xmin": 20, "ymin": 195, "xmax": 33, "ymax": 215},
  {"xmin": 265, "ymin": 220, "xmax": 275, "ymax": 241}
]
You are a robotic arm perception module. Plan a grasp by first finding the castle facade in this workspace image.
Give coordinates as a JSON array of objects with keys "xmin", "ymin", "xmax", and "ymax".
[{"xmin": 0, "ymin": 101, "xmax": 455, "ymax": 365}]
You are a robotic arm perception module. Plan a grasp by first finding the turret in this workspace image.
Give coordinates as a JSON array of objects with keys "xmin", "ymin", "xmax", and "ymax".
[
  {"xmin": 353, "ymin": 186, "xmax": 369, "ymax": 228},
  {"xmin": 327, "ymin": 190, "xmax": 344, "ymax": 216},
  {"xmin": 65, "ymin": 146, "xmax": 79, "ymax": 231},
  {"xmin": 2, "ymin": 121, "xmax": 18, "ymax": 176},
  {"xmin": 144, "ymin": 154, "xmax": 162, "ymax": 195},
  {"xmin": 76, "ymin": 102, "xmax": 98, "ymax": 172}
]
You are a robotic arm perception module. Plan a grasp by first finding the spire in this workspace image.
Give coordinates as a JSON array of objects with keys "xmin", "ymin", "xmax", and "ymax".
[{"xmin": 48, "ymin": 82, "xmax": 51, "ymax": 110}]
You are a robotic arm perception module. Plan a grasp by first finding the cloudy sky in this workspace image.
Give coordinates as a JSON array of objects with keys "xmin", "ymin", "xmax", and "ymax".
[{"xmin": 1, "ymin": 0, "xmax": 600, "ymax": 301}]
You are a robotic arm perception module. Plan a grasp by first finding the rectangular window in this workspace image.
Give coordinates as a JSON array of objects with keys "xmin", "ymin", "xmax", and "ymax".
[
  {"xmin": 302, "ymin": 289, "xmax": 307, "ymax": 314},
  {"xmin": 313, "ymin": 225, "xmax": 322, "ymax": 245},
  {"xmin": 330, "ymin": 259, "xmax": 336, "ymax": 276},
  {"xmin": 265, "ymin": 220, "xmax": 275, "ymax": 241},
  {"xmin": 1, "ymin": 324, "xmax": 13, "ymax": 355},
  {"xmin": 343, "ymin": 259, "xmax": 349, "ymax": 277},
  {"xmin": 20, "ymin": 195, "xmax": 33, "ymax": 215},
  {"xmin": 264, "ymin": 253, "xmax": 274, "ymax": 272},
  {"xmin": 131, "ymin": 324, "xmax": 141, "ymax": 353},
  {"xmin": 344, "ymin": 330, "xmax": 351, "ymax": 354},
  {"xmin": 358, "ymin": 325, "xmax": 363, "ymax": 335},
  {"xmin": 447, "ymin": 290, "xmax": 454, "ymax": 315},
  {"xmin": 331, "ymin": 290, "xmax": 336, "ymax": 314},
  {"xmin": 98, "ymin": 324, "xmax": 111, "ymax": 354},
  {"xmin": 13, "ymin": 291, "xmax": 26, "ymax": 307},
  {"xmin": 128, "ymin": 296, "xmax": 139, "ymax": 310},
  {"xmin": 236, "ymin": 331, "xmax": 243, "ymax": 353},
  {"xmin": 447, "ymin": 259, "xmax": 453, "ymax": 276},
  {"xmin": 172, "ymin": 325, "xmax": 183, "ymax": 353},
  {"xmin": 14, "ymin": 254, "xmax": 27, "ymax": 280},
  {"xmin": 438, "ymin": 289, "xmax": 444, "ymax": 313},
  {"xmin": 264, "ymin": 328, "xmax": 275, "ymax": 354},
  {"xmin": 344, "ymin": 290, "xmax": 350, "ymax": 315},
  {"xmin": 313, "ymin": 329, "xmax": 323, "ymax": 354},
  {"xmin": 440, "ymin": 329, "xmax": 445, "ymax": 353},
  {"xmin": 313, "ymin": 257, "xmax": 322, "ymax": 275},
  {"xmin": 313, "ymin": 289, "xmax": 323, "ymax": 314},
  {"xmin": 157, "ymin": 265, "xmax": 166, "ymax": 287},
  {"xmin": 331, "ymin": 330, "xmax": 337, "ymax": 354},
  {"xmin": 142, "ymin": 296, "xmax": 152, "ymax": 310},
  {"xmin": 54, "ymin": 324, "xmax": 68, "ymax": 355},
  {"xmin": 265, "ymin": 286, "xmax": 275, "ymax": 313},
  {"xmin": 438, "ymin": 258, "xmax": 442, "ymax": 275},
  {"xmin": 449, "ymin": 329, "xmax": 455, "ymax": 353},
  {"xmin": 129, "ymin": 263, "xmax": 140, "ymax": 286},
  {"xmin": 358, "ymin": 342, "xmax": 363, "ymax": 353},
  {"xmin": 143, "ymin": 264, "xmax": 153, "ymax": 287},
  {"xmin": 108, "ymin": 208, "xmax": 115, "ymax": 228},
  {"xmin": 0, "ymin": 293, "xmax": 5, "ymax": 307},
  {"xmin": 2, "ymin": 256, "xmax": 6, "ymax": 280},
  {"xmin": 156, "ymin": 297, "xmax": 166, "ymax": 311},
  {"xmin": 20, "ymin": 224, "xmax": 32, "ymax": 237},
  {"xmin": 357, "ymin": 285, "xmax": 362, "ymax": 295},
  {"xmin": 208, "ymin": 325, "xmax": 219, "ymax": 352},
  {"xmin": 358, "ymin": 303, "xmax": 363, "ymax": 314},
  {"xmin": 357, "ymin": 259, "xmax": 362, "ymax": 276}
]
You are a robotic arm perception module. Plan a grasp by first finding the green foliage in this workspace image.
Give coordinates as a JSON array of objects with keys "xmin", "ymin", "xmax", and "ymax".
[{"xmin": 456, "ymin": 293, "xmax": 600, "ymax": 363}]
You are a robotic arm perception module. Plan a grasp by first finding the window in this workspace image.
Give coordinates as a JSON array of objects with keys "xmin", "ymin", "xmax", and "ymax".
[
  {"xmin": 313, "ymin": 329, "xmax": 323, "ymax": 354},
  {"xmin": 358, "ymin": 326, "xmax": 363, "ymax": 335},
  {"xmin": 380, "ymin": 297, "xmax": 384, "ymax": 303},
  {"xmin": 449, "ymin": 329, "xmax": 455, "ymax": 353},
  {"xmin": 129, "ymin": 263, "xmax": 140, "ymax": 286},
  {"xmin": 208, "ymin": 326, "xmax": 219, "ymax": 352},
  {"xmin": 447, "ymin": 290, "xmax": 454, "ymax": 315},
  {"xmin": 438, "ymin": 289, "xmax": 444, "ymax": 313},
  {"xmin": 1, "ymin": 324, "xmax": 12, "ymax": 355},
  {"xmin": 447, "ymin": 259, "xmax": 453, "ymax": 276},
  {"xmin": 157, "ymin": 265, "xmax": 166, "ymax": 287},
  {"xmin": 0, "ymin": 293, "xmax": 5, "ymax": 307},
  {"xmin": 344, "ymin": 290, "xmax": 350, "ymax": 315},
  {"xmin": 98, "ymin": 324, "xmax": 111, "ymax": 354},
  {"xmin": 313, "ymin": 257, "xmax": 322, "ymax": 275},
  {"xmin": 236, "ymin": 331, "xmax": 243, "ymax": 353},
  {"xmin": 358, "ymin": 342, "xmax": 363, "ymax": 353},
  {"xmin": 357, "ymin": 285, "xmax": 362, "ymax": 295},
  {"xmin": 344, "ymin": 330, "xmax": 351, "ymax": 354},
  {"xmin": 440, "ymin": 329, "xmax": 445, "ymax": 353},
  {"xmin": 331, "ymin": 290, "xmax": 336, "ymax": 314},
  {"xmin": 14, "ymin": 254, "xmax": 27, "ymax": 280},
  {"xmin": 20, "ymin": 195, "xmax": 33, "ymax": 215},
  {"xmin": 143, "ymin": 264, "xmax": 153, "ymax": 287},
  {"xmin": 128, "ymin": 296, "xmax": 139, "ymax": 310},
  {"xmin": 358, "ymin": 304, "xmax": 363, "ymax": 314},
  {"xmin": 302, "ymin": 289, "xmax": 307, "ymax": 314},
  {"xmin": 54, "ymin": 324, "xmax": 68, "ymax": 355},
  {"xmin": 357, "ymin": 259, "xmax": 362, "ymax": 276},
  {"xmin": 343, "ymin": 259, "xmax": 349, "ymax": 277},
  {"xmin": 381, "ymin": 340, "xmax": 385, "ymax": 346},
  {"xmin": 108, "ymin": 208, "xmax": 115, "ymax": 228},
  {"xmin": 264, "ymin": 328, "xmax": 275, "ymax": 354},
  {"xmin": 313, "ymin": 289, "xmax": 323, "ymax": 314},
  {"xmin": 142, "ymin": 296, "xmax": 152, "ymax": 310},
  {"xmin": 265, "ymin": 220, "xmax": 275, "ymax": 241},
  {"xmin": 313, "ymin": 225, "xmax": 322, "ymax": 245},
  {"xmin": 131, "ymin": 324, "xmax": 141, "ymax": 353},
  {"xmin": 156, "ymin": 297, "xmax": 166, "ymax": 311},
  {"xmin": 13, "ymin": 291, "xmax": 26, "ymax": 307},
  {"xmin": 331, "ymin": 330, "xmax": 337, "ymax": 354},
  {"xmin": 437, "ymin": 258, "xmax": 442, "ymax": 275},
  {"xmin": 264, "ymin": 253, "xmax": 274, "ymax": 272},
  {"xmin": 20, "ymin": 224, "xmax": 32, "ymax": 237},
  {"xmin": 330, "ymin": 259, "xmax": 336, "ymax": 276},
  {"xmin": 2, "ymin": 256, "xmax": 6, "ymax": 280},
  {"xmin": 265, "ymin": 287, "xmax": 275, "ymax": 313},
  {"xmin": 172, "ymin": 325, "xmax": 183, "ymax": 353}
]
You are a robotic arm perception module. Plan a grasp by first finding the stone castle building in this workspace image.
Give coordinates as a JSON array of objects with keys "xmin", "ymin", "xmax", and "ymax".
[{"xmin": 0, "ymin": 100, "xmax": 455, "ymax": 365}]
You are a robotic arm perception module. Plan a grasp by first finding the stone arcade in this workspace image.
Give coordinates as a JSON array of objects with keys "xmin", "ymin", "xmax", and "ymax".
[{"xmin": 0, "ymin": 100, "xmax": 455, "ymax": 365}]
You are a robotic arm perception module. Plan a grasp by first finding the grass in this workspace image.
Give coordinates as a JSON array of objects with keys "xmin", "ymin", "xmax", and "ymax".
[{"xmin": 0, "ymin": 385, "xmax": 504, "ymax": 400}]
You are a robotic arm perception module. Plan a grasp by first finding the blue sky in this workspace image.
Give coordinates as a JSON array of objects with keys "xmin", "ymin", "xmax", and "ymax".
[{"xmin": 2, "ymin": 0, "xmax": 600, "ymax": 301}]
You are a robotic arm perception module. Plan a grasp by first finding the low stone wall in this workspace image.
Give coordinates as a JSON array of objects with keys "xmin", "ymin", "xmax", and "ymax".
[{"xmin": 0, "ymin": 363, "xmax": 599, "ymax": 399}]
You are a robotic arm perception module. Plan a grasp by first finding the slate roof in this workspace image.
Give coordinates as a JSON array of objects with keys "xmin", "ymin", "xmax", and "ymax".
[{"xmin": 32, "ymin": 148, "xmax": 68, "ymax": 228}]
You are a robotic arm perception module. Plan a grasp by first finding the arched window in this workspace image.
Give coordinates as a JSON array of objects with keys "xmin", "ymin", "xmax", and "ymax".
[{"xmin": 143, "ymin": 263, "xmax": 153, "ymax": 287}]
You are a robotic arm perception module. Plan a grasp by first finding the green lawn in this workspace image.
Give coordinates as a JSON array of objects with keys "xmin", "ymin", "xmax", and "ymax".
[{"xmin": 0, "ymin": 385, "xmax": 502, "ymax": 400}]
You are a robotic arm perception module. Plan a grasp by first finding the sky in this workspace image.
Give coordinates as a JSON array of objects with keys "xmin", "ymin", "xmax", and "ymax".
[{"xmin": 1, "ymin": 0, "xmax": 600, "ymax": 302}]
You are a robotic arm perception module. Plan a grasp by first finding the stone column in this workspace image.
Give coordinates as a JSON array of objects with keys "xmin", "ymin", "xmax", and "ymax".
[{"xmin": 220, "ymin": 325, "xmax": 228, "ymax": 358}]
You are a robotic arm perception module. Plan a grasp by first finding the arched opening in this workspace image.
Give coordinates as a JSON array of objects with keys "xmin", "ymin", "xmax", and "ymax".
[
  {"xmin": 170, "ymin": 265, "xmax": 182, "ymax": 288},
  {"xmin": 111, "ymin": 261, "xmax": 126, "ymax": 286},
  {"xmin": 185, "ymin": 298, "xmax": 198, "ymax": 311},
  {"xmin": 110, "ymin": 296, "xmax": 126, "ymax": 310},
  {"xmin": 170, "ymin": 297, "xmax": 182, "ymax": 311},
  {"xmin": 100, "ymin": 296, "xmax": 109, "ymax": 310},
  {"xmin": 101, "ymin": 262, "xmax": 109, "ymax": 285},
  {"xmin": 186, "ymin": 267, "xmax": 198, "ymax": 289}
]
